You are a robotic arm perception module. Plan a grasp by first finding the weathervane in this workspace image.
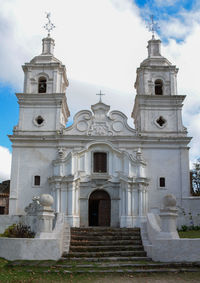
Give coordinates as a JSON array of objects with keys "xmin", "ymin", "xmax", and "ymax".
[
  {"xmin": 43, "ymin": 12, "xmax": 55, "ymax": 37},
  {"xmin": 96, "ymin": 90, "xmax": 105, "ymax": 103},
  {"xmin": 146, "ymin": 15, "xmax": 160, "ymax": 39}
]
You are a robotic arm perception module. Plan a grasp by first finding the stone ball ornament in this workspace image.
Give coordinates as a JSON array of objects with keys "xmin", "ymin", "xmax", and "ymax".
[
  {"xmin": 163, "ymin": 194, "xmax": 176, "ymax": 208},
  {"xmin": 39, "ymin": 194, "xmax": 54, "ymax": 207}
]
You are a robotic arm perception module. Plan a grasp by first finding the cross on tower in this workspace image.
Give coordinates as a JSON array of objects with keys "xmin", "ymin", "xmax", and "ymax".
[
  {"xmin": 146, "ymin": 15, "xmax": 160, "ymax": 39},
  {"xmin": 43, "ymin": 12, "xmax": 56, "ymax": 37},
  {"xmin": 96, "ymin": 90, "xmax": 105, "ymax": 102}
]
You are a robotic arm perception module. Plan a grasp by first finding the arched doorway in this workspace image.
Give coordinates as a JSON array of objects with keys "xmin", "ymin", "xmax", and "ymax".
[{"xmin": 89, "ymin": 190, "xmax": 111, "ymax": 227}]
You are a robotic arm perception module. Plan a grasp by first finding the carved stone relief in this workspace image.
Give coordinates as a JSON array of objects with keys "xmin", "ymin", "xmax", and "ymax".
[
  {"xmin": 76, "ymin": 120, "xmax": 88, "ymax": 132},
  {"xmin": 64, "ymin": 102, "xmax": 136, "ymax": 136},
  {"xmin": 24, "ymin": 197, "xmax": 41, "ymax": 215},
  {"xmin": 58, "ymin": 147, "xmax": 67, "ymax": 159}
]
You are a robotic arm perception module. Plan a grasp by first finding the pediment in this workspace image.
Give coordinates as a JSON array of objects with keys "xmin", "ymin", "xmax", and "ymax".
[{"xmin": 64, "ymin": 102, "xmax": 136, "ymax": 136}]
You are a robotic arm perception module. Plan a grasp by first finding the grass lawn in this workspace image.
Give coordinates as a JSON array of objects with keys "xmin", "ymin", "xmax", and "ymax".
[
  {"xmin": 178, "ymin": 230, "xmax": 200, "ymax": 238},
  {"xmin": 1, "ymin": 258, "xmax": 200, "ymax": 282}
]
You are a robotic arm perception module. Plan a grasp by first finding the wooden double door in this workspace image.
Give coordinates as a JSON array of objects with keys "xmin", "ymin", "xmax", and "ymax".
[{"xmin": 89, "ymin": 190, "xmax": 111, "ymax": 227}]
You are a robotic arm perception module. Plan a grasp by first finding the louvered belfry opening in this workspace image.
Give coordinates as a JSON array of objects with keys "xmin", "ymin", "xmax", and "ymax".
[
  {"xmin": 155, "ymin": 79, "xmax": 163, "ymax": 95},
  {"xmin": 38, "ymin": 77, "xmax": 47, "ymax": 93},
  {"xmin": 93, "ymin": 152, "xmax": 107, "ymax": 173}
]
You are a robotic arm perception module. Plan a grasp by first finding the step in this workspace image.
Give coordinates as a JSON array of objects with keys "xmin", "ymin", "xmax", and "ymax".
[
  {"xmin": 71, "ymin": 231, "xmax": 141, "ymax": 236},
  {"xmin": 60, "ymin": 256, "xmax": 151, "ymax": 262},
  {"xmin": 70, "ymin": 235, "xmax": 141, "ymax": 241},
  {"xmin": 70, "ymin": 239, "xmax": 142, "ymax": 246},
  {"xmin": 71, "ymin": 227, "xmax": 140, "ymax": 232},
  {"xmin": 61, "ymin": 268, "xmax": 200, "ymax": 274},
  {"xmin": 70, "ymin": 245, "xmax": 144, "ymax": 252},
  {"xmin": 54, "ymin": 262, "xmax": 200, "ymax": 269},
  {"xmin": 24, "ymin": 267, "xmax": 200, "ymax": 274},
  {"xmin": 64, "ymin": 250, "xmax": 147, "ymax": 258}
]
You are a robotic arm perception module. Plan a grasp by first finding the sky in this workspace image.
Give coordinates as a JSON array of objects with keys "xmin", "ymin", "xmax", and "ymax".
[{"xmin": 0, "ymin": 0, "xmax": 200, "ymax": 181}]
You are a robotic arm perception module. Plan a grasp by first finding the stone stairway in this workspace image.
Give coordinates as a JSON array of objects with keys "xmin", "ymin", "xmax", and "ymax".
[
  {"xmin": 8, "ymin": 227, "xmax": 200, "ymax": 274},
  {"xmin": 62, "ymin": 227, "xmax": 148, "ymax": 261},
  {"xmin": 59, "ymin": 227, "xmax": 200, "ymax": 273}
]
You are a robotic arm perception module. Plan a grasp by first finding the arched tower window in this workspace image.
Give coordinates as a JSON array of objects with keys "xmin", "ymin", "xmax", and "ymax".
[
  {"xmin": 38, "ymin": 77, "xmax": 47, "ymax": 93},
  {"xmin": 155, "ymin": 79, "xmax": 163, "ymax": 95}
]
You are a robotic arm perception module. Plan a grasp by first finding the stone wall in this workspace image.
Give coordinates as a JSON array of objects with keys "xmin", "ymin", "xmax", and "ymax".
[
  {"xmin": 0, "ymin": 215, "xmax": 38, "ymax": 234},
  {"xmin": 0, "ymin": 238, "xmax": 62, "ymax": 260}
]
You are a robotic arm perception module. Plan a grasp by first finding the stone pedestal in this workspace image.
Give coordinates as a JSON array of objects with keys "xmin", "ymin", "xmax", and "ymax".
[
  {"xmin": 37, "ymin": 194, "xmax": 55, "ymax": 233},
  {"xmin": 157, "ymin": 194, "xmax": 179, "ymax": 239}
]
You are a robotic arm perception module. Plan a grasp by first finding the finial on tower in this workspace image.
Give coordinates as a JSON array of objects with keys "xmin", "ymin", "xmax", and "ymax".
[
  {"xmin": 43, "ymin": 12, "xmax": 55, "ymax": 37},
  {"xmin": 96, "ymin": 90, "xmax": 105, "ymax": 103},
  {"xmin": 146, "ymin": 15, "xmax": 160, "ymax": 39}
]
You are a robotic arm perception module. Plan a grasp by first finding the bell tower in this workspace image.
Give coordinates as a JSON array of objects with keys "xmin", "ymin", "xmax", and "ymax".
[
  {"xmin": 15, "ymin": 32, "xmax": 70, "ymax": 134},
  {"xmin": 9, "ymin": 17, "xmax": 70, "ymax": 214},
  {"xmin": 132, "ymin": 37, "xmax": 187, "ymax": 137}
]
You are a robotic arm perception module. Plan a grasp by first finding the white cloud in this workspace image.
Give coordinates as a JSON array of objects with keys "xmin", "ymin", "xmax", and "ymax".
[
  {"xmin": 0, "ymin": 0, "xmax": 200, "ymax": 167},
  {"xmin": 0, "ymin": 146, "xmax": 11, "ymax": 182},
  {"xmin": 160, "ymin": 10, "xmax": 200, "ymax": 40},
  {"xmin": 162, "ymin": 23, "xmax": 200, "ymax": 163}
]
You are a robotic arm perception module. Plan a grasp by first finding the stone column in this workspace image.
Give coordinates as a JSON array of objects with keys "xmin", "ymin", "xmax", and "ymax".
[
  {"xmin": 61, "ymin": 187, "xmax": 67, "ymax": 214},
  {"xmin": 142, "ymin": 188, "xmax": 147, "ymax": 215},
  {"xmin": 122, "ymin": 188, "xmax": 126, "ymax": 216},
  {"xmin": 131, "ymin": 188, "xmax": 138, "ymax": 216},
  {"xmin": 144, "ymin": 189, "xmax": 148, "ymax": 215},
  {"xmin": 127, "ymin": 185, "xmax": 132, "ymax": 216},
  {"xmin": 85, "ymin": 151, "xmax": 90, "ymax": 175},
  {"xmin": 138, "ymin": 186, "xmax": 143, "ymax": 216},
  {"xmin": 67, "ymin": 183, "xmax": 73, "ymax": 215},
  {"xmin": 125, "ymin": 188, "xmax": 129, "ymax": 216},
  {"xmin": 55, "ymin": 183, "xmax": 61, "ymax": 213},
  {"xmin": 75, "ymin": 186, "xmax": 79, "ymax": 215}
]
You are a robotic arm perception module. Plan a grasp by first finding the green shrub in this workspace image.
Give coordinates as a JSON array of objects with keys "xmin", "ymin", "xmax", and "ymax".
[
  {"xmin": 1, "ymin": 223, "xmax": 35, "ymax": 238},
  {"xmin": 181, "ymin": 225, "xmax": 188, "ymax": 231},
  {"xmin": 193, "ymin": 225, "xmax": 200, "ymax": 231},
  {"xmin": 179, "ymin": 225, "xmax": 200, "ymax": 232}
]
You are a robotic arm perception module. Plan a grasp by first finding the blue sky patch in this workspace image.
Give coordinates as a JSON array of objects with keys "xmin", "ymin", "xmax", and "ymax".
[{"xmin": 0, "ymin": 84, "xmax": 18, "ymax": 151}]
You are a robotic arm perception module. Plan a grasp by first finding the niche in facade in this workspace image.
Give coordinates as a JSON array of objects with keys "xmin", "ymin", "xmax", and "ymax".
[
  {"xmin": 155, "ymin": 79, "xmax": 163, "ymax": 95},
  {"xmin": 38, "ymin": 77, "xmax": 47, "ymax": 93}
]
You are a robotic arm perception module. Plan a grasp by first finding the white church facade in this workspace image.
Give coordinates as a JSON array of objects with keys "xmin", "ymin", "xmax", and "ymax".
[{"xmin": 8, "ymin": 34, "xmax": 192, "ymax": 228}]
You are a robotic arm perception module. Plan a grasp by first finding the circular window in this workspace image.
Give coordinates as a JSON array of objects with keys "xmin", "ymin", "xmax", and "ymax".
[{"xmin": 33, "ymin": 115, "xmax": 45, "ymax": 127}]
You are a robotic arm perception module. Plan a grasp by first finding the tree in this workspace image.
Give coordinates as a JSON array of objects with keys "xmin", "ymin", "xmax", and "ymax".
[{"xmin": 192, "ymin": 158, "xmax": 200, "ymax": 194}]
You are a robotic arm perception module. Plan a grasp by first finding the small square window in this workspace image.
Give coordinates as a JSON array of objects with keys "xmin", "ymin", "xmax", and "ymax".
[
  {"xmin": 159, "ymin": 177, "xmax": 166, "ymax": 188},
  {"xmin": 34, "ymin": 175, "xmax": 40, "ymax": 186},
  {"xmin": 160, "ymin": 177, "xmax": 165, "ymax": 187}
]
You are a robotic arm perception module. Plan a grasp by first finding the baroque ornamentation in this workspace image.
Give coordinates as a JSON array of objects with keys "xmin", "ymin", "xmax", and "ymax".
[
  {"xmin": 24, "ymin": 197, "xmax": 41, "ymax": 215},
  {"xmin": 88, "ymin": 122, "xmax": 113, "ymax": 136},
  {"xmin": 58, "ymin": 147, "xmax": 67, "ymax": 159}
]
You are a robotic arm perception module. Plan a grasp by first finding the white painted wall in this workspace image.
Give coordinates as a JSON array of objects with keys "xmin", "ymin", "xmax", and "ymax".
[{"xmin": 0, "ymin": 238, "xmax": 62, "ymax": 260}]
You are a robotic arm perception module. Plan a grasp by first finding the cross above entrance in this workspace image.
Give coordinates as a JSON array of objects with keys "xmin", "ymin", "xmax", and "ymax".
[{"xmin": 96, "ymin": 90, "xmax": 105, "ymax": 103}]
